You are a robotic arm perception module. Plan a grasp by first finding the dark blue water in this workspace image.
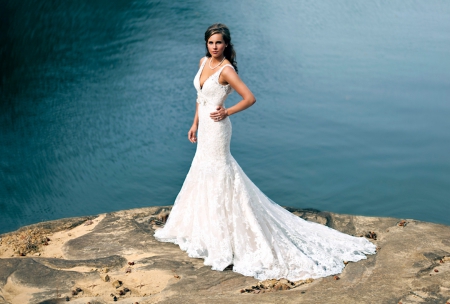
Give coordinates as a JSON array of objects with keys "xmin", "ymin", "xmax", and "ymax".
[{"xmin": 1, "ymin": 0, "xmax": 449, "ymax": 234}]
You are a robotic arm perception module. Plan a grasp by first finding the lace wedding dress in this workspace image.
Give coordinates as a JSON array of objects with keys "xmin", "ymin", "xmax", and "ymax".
[{"xmin": 154, "ymin": 57, "xmax": 376, "ymax": 281}]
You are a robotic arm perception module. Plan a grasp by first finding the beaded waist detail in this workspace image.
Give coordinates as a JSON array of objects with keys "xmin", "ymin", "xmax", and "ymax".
[{"xmin": 196, "ymin": 91, "xmax": 208, "ymax": 106}]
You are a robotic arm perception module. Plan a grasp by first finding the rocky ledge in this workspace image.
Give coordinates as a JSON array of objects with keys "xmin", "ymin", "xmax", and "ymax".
[{"xmin": 0, "ymin": 207, "xmax": 449, "ymax": 304}]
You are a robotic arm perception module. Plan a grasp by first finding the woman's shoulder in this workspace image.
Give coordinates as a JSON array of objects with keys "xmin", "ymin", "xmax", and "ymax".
[
  {"xmin": 198, "ymin": 56, "xmax": 208, "ymax": 67},
  {"xmin": 221, "ymin": 61, "xmax": 236, "ymax": 73}
]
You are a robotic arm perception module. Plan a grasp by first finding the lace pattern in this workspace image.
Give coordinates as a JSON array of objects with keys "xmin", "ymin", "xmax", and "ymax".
[{"xmin": 154, "ymin": 57, "xmax": 376, "ymax": 281}]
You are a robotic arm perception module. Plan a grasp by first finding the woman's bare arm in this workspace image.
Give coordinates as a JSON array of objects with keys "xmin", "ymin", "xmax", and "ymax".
[
  {"xmin": 188, "ymin": 101, "xmax": 199, "ymax": 143},
  {"xmin": 210, "ymin": 66, "xmax": 256, "ymax": 120},
  {"xmin": 188, "ymin": 58, "xmax": 206, "ymax": 142}
]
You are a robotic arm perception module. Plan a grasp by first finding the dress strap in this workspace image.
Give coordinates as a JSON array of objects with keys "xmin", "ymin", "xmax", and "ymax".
[
  {"xmin": 219, "ymin": 64, "xmax": 234, "ymax": 71},
  {"xmin": 217, "ymin": 64, "xmax": 234, "ymax": 78}
]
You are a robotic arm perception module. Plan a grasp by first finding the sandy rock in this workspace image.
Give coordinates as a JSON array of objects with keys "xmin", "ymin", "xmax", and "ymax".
[
  {"xmin": 157, "ymin": 210, "xmax": 170, "ymax": 223},
  {"xmin": 273, "ymin": 282, "xmax": 290, "ymax": 291},
  {"xmin": 0, "ymin": 206, "xmax": 449, "ymax": 303},
  {"xmin": 293, "ymin": 278, "xmax": 314, "ymax": 287},
  {"xmin": 112, "ymin": 280, "xmax": 122, "ymax": 288},
  {"xmin": 260, "ymin": 279, "xmax": 278, "ymax": 289},
  {"xmin": 101, "ymin": 273, "xmax": 110, "ymax": 282}
]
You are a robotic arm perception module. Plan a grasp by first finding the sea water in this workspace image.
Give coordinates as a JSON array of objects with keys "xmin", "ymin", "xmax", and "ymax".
[{"xmin": 1, "ymin": 0, "xmax": 449, "ymax": 234}]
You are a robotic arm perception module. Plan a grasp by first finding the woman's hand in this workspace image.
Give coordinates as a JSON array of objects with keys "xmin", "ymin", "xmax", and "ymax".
[
  {"xmin": 210, "ymin": 106, "xmax": 228, "ymax": 122},
  {"xmin": 188, "ymin": 125, "xmax": 198, "ymax": 143}
]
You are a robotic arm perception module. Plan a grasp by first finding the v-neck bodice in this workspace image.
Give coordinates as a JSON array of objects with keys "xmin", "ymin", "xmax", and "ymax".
[{"xmin": 194, "ymin": 57, "xmax": 234, "ymax": 107}]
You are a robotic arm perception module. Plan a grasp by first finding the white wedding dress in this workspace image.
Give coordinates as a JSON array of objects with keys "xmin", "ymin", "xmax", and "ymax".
[{"xmin": 154, "ymin": 57, "xmax": 376, "ymax": 281}]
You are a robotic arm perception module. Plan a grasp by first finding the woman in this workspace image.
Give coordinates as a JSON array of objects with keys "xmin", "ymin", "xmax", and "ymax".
[{"xmin": 154, "ymin": 23, "xmax": 376, "ymax": 281}]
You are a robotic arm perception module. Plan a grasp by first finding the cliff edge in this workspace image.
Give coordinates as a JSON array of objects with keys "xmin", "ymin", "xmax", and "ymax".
[{"xmin": 0, "ymin": 207, "xmax": 449, "ymax": 304}]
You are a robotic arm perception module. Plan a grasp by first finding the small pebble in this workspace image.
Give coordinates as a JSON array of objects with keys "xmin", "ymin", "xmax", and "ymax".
[
  {"xmin": 112, "ymin": 280, "xmax": 122, "ymax": 288},
  {"xmin": 101, "ymin": 274, "xmax": 110, "ymax": 282},
  {"xmin": 333, "ymin": 275, "xmax": 340, "ymax": 280},
  {"xmin": 398, "ymin": 220, "xmax": 407, "ymax": 227},
  {"xmin": 75, "ymin": 287, "xmax": 82, "ymax": 293},
  {"xmin": 365, "ymin": 231, "xmax": 377, "ymax": 240},
  {"xmin": 128, "ymin": 261, "xmax": 135, "ymax": 265},
  {"xmin": 65, "ymin": 296, "xmax": 70, "ymax": 301},
  {"xmin": 113, "ymin": 296, "xmax": 117, "ymax": 301},
  {"xmin": 434, "ymin": 269, "xmax": 439, "ymax": 272}
]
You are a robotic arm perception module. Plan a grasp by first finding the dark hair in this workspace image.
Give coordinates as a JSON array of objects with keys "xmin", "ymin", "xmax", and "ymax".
[{"xmin": 204, "ymin": 23, "xmax": 238, "ymax": 73}]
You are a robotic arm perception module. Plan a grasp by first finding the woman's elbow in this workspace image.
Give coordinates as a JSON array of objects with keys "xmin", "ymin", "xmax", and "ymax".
[{"xmin": 243, "ymin": 93, "xmax": 256, "ymax": 106}]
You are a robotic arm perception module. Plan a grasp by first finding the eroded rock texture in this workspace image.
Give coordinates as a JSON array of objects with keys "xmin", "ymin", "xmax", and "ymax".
[{"xmin": 0, "ymin": 207, "xmax": 449, "ymax": 303}]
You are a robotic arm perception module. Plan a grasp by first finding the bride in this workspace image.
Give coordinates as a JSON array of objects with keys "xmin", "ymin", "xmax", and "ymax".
[{"xmin": 154, "ymin": 23, "xmax": 376, "ymax": 281}]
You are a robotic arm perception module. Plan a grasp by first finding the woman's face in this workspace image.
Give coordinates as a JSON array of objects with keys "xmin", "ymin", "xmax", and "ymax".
[{"xmin": 207, "ymin": 33, "xmax": 227, "ymax": 59}]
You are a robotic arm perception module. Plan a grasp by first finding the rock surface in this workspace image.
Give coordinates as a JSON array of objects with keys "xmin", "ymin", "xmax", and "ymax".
[{"xmin": 0, "ymin": 206, "xmax": 449, "ymax": 304}]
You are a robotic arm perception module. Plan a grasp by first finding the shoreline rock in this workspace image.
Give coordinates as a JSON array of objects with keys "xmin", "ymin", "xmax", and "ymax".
[{"xmin": 0, "ymin": 206, "xmax": 449, "ymax": 303}]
